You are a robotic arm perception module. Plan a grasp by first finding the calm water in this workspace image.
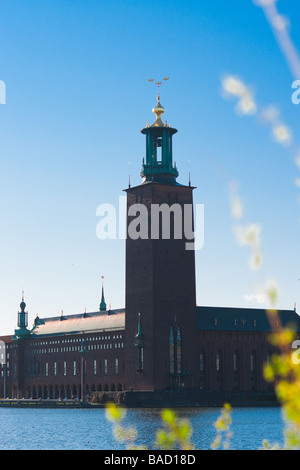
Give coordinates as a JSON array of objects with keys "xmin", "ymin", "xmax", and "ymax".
[{"xmin": 0, "ymin": 406, "xmax": 285, "ymax": 450}]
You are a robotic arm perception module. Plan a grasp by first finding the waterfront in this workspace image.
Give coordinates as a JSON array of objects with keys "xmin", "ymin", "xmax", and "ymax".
[{"xmin": 0, "ymin": 406, "xmax": 285, "ymax": 450}]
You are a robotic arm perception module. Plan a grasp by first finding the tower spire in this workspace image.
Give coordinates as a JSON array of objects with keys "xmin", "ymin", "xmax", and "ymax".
[{"xmin": 100, "ymin": 276, "xmax": 107, "ymax": 312}]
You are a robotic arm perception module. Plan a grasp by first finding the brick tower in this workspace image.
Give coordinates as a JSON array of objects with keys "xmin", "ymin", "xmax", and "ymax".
[{"xmin": 124, "ymin": 89, "xmax": 199, "ymax": 392}]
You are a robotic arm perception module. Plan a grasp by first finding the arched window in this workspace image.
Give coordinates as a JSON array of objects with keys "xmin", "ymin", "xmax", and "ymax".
[
  {"xmin": 200, "ymin": 350, "xmax": 206, "ymax": 390},
  {"xmin": 216, "ymin": 350, "xmax": 223, "ymax": 391},
  {"xmin": 250, "ymin": 350, "xmax": 257, "ymax": 391},
  {"xmin": 233, "ymin": 349, "xmax": 240, "ymax": 391},
  {"xmin": 169, "ymin": 327, "xmax": 175, "ymax": 374},
  {"xmin": 216, "ymin": 352, "xmax": 221, "ymax": 371},
  {"xmin": 138, "ymin": 348, "xmax": 144, "ymax": 372},
  {"xmin": 169, "ymin": 326, "xmax": 182, "ymax": 375},
  {"xmin": 200, "ymin": 351, "xmax": 205, "ymax": 372},
  {"xmin": 250, "ymin": 351, "xmax": 256, "ymax": 372},
  {"xmin": 233, "ymin": 351, "xmax": 238, "ymax": 372},
  {"xmin": 176, "ymin": 327, "xmax": 182, "ymax": 374}
]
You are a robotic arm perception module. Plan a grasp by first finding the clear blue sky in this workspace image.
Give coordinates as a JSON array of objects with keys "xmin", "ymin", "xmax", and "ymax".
[{"xmin": 0, "ymin": 0, "xmax": 299, "ymax": 336}]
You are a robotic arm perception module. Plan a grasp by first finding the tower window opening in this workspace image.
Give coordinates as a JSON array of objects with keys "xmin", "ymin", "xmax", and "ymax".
[
  {"xmin": 139, "ymin": 348, "xmax": 144, "ymax": 372},
  {"xmin": 155, "ymin": 138, "xmax": 162, "ymax": 162},
  {"xmin": 157, "ymin": 146, "xmax": 162, "ymax": 162}
]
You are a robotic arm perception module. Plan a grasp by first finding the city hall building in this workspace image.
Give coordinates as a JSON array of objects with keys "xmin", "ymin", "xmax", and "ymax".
[{"xmin": 0, "ymin": 93, "xmax": 299, "ymax": 405}]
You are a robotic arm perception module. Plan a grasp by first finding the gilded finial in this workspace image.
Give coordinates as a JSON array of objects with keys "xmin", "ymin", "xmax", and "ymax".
[
  {"xmin": 148, "ymin": 77, "xmax": 170, "ymax": 127},
  {"xmin": 152, "ymin": 98, "xmax": 165, "ymax": 127}
]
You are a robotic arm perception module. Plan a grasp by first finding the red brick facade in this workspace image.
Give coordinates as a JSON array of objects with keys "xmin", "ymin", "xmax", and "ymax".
[
  {"xmin": 124, "ymin": 182, "xmax": 199, "ymax": 391},
  {"xmin": 0, "ymin": 324, "xmax": 126, "ymax": 399}
]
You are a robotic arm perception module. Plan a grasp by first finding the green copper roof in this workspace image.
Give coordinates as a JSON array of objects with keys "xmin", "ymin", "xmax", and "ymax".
[
  {"xmin": 100, "ymin": 286, "xmax": 107, "ymax": 311},
  {"xmin": 196, "ymin": 306, "xmax": 300, "ymax": 332}
]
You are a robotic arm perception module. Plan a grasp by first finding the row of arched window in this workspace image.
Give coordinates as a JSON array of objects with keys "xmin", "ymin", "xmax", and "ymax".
[
  {"xmin": 199, "ymin": 350, "xmax": 259, "ymax": 371},
  {"xmin": 167, "ymin": 331, "xmax": 274, "ymax": 391},
  {"xmin": 198, "ymin": 349, "xmax": 273, "ymax": 391},
  {"xmin": 208, "ymin": 350, "xmax": 273, "ymax": 371}
]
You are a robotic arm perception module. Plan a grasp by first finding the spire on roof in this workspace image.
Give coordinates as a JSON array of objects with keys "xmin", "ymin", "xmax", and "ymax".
[
  {"xmin": 20, "ymin": 291, "xmax": 26, "ymax": 312},
  {"xmin": 15, "ymin": 291, "xmax": 30, "ymax": 339},
  {"xmin": 100, "ymin": 276, "xmax": 107, "ymax": 312}
]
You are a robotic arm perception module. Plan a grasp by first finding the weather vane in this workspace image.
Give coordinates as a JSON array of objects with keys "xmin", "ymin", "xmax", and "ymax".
[{"xmin": 148, "ymin": 77, "xmax": 170, "ymax": 99}]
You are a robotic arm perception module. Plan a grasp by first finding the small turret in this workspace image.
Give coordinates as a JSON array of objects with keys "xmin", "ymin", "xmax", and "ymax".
[{"xmin": 14, "ymin": 292, "xmax": 30, "ymax": 339}]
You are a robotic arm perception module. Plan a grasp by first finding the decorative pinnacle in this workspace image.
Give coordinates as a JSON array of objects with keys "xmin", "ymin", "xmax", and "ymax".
[
  {"xmin": 148, "ymin": 76, "xmax": 169, "ymax": 100},
  {"xmin": 20, "ymin": 291, "xmax": 26, "ymax": 311},
  {"xmin": 135, "ymin": 312, "xmax": 143, "ymax": 342},
  {"xmin": 100, "ymin": 276, "xmax": 107, "ymax": 312}
]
